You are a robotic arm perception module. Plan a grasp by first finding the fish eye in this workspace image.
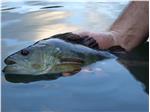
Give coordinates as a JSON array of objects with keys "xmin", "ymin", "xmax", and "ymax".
[{"xmin": 21, "ymin": 49, "xmax": 29, "ymax": 56}]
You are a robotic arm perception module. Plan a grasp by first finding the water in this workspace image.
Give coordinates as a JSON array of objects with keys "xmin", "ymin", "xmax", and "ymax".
[{"xmin": 1, "ymin": 1, "xmax": 148, "ymax": 112}]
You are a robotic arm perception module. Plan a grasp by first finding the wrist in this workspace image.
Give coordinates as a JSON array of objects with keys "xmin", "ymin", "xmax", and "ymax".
[
  {"xmin": 108, "ymin": 30, "xmax": 122, "ymax": 46},
  {"xmin": 109, "ymin": 30, "xmax": 142, "ymax": 51},
  {"xmin": 92, "ymin": 31, "xmax": 120, "ymax": 49}
]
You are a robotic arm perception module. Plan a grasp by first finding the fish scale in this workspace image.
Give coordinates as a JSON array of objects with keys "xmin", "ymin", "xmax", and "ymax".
[{"xmin": 3, "ymin": 34, "xmax": 115, "ymax": 75}]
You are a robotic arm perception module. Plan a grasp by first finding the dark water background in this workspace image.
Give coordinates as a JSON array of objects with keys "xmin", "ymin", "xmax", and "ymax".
[{"xmin": 1, "ymin": 1, "xmax": 148, "ymax": 112}]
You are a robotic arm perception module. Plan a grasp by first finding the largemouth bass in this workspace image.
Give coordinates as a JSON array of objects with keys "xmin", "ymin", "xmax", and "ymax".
[{"xmin": 3, "ymin": 34, "xmax": 116, "ymax": 75}]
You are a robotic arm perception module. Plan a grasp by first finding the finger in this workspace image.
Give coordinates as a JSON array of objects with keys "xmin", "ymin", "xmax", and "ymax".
[
  {"xmin": 60, "ymin": 33, "xmax": 82, "ymax": 41},
  {"xmin": 84, "ymin": 36, "xmax": 96, "ymax": 43},
  {"xmin": 70, "ymin": 35, "xmax": 81, "ymax": 40},
  {"xmin": 82, "ymin": 37, "xmax": 99, "ymax": 49},
  {"xmin": 83, "ymin": 36, "xmax": 92, "ymax": 41},
  {"xmin": 81, "ymin": 35, "xmax": 89, "ymax": 39},
  {"xmin": 83, "ymin": 37, "xmax": 96, "ymax": 46},
  {"xmin": 88, "ymin": 38, "xmax": 98, "ymax": 47},
  {"xmin": 89, "ymin": 41, "xmax": 99, "ymax": 48}
]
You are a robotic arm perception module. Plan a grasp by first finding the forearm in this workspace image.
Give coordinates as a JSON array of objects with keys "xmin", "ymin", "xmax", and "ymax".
[{"xmin": 109, "ymin": 1, "xmax": 149, "ymax": 51}]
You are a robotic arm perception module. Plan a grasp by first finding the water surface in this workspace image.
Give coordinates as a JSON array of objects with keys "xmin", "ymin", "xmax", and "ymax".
[{"xmin": 1, "ymin": 1, "xmax": 148, "ymax": 112}]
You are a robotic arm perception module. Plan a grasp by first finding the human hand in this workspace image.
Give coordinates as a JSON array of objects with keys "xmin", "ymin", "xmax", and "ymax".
[
  {"xmin": 76, "ymin": 31, "xmax": 119, "ymax": 50},
  {"xmin": 52, "ymin": 31, "xmax": 123, "ymax": 51},
  {"xmin": 51, "ymin": 32, "xmax": 99, "ymax": 49}
]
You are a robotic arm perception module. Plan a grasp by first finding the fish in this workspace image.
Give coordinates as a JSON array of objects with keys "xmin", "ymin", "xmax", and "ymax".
[{"xmin": 2, "ymin": 33, "xmax": 116, "ymax": 75}]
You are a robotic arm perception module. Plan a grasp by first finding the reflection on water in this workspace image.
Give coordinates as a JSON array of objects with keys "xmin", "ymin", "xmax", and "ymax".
[
  {"xmin": 41, "ymin": 6, "xmax": 63, "ymax": 9},
  {"xmin": 2, "ymin": 60, "xmax": 148, "ymax": 112},
  {"xmin": 1, "ymin": 1, "xmax": 148, "ymax": 112},
  {"xmin": 4, "ymin": 73, "xmax": 62, "ymax": 83},
  {"xmin": 115, "ymin": 42, "xmax": 149, "ymax": 93}
]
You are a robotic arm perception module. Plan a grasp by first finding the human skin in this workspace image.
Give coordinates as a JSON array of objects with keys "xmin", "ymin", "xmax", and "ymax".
[
  {"xmin": 77, "ymin": 1, "xmax": 149, "ymax": 51},
  {"xmin": 62, "ymin": 1, "xmax": 149, "ymax": 76}
]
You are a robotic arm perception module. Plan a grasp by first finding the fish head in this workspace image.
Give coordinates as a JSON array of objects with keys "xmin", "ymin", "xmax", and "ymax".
[{"xmin": 3, "ymin": 43, "xmax": 58, "ymax": 75}]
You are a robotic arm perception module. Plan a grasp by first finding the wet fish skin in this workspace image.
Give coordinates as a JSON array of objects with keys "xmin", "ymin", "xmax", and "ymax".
[{"xmin": 3, "ymin": 34, "xmax": 115, "ymax": 75}]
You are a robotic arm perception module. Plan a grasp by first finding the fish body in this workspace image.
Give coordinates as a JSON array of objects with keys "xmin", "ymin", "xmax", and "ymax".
[{"xmin": 3, "ymin": 37, "xmax": 116, "ymax": 75}]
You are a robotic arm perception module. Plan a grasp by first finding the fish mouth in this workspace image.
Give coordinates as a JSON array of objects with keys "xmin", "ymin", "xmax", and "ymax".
[
  {"xmin": 3, "ymin": 58, "xmax": 17, "ymax": 74},
  {"xmin": 4, "ymin": 58, "xmax": 16, "ymax": 65},
  {"xmin": 2, "ymin": 66, "xmax": 8, "ymax": 73}
]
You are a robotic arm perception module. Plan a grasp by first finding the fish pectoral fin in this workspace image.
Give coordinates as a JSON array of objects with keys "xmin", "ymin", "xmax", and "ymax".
[
  {"xmin": 50, "ymin": 62, "xmax": 82, "ymax": 73},
  {"xmin": 60, "ymin": 57, "xmax": 84, "ymax": 64},
  {"xmin": 62, "ymin": 71, "xmax": 79, "ymax": 77}
]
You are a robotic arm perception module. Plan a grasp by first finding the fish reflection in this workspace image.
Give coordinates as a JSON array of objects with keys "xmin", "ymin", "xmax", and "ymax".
[{"xmin": 4, "ymin": 73, "xmax": 62, "ymax": 83}]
